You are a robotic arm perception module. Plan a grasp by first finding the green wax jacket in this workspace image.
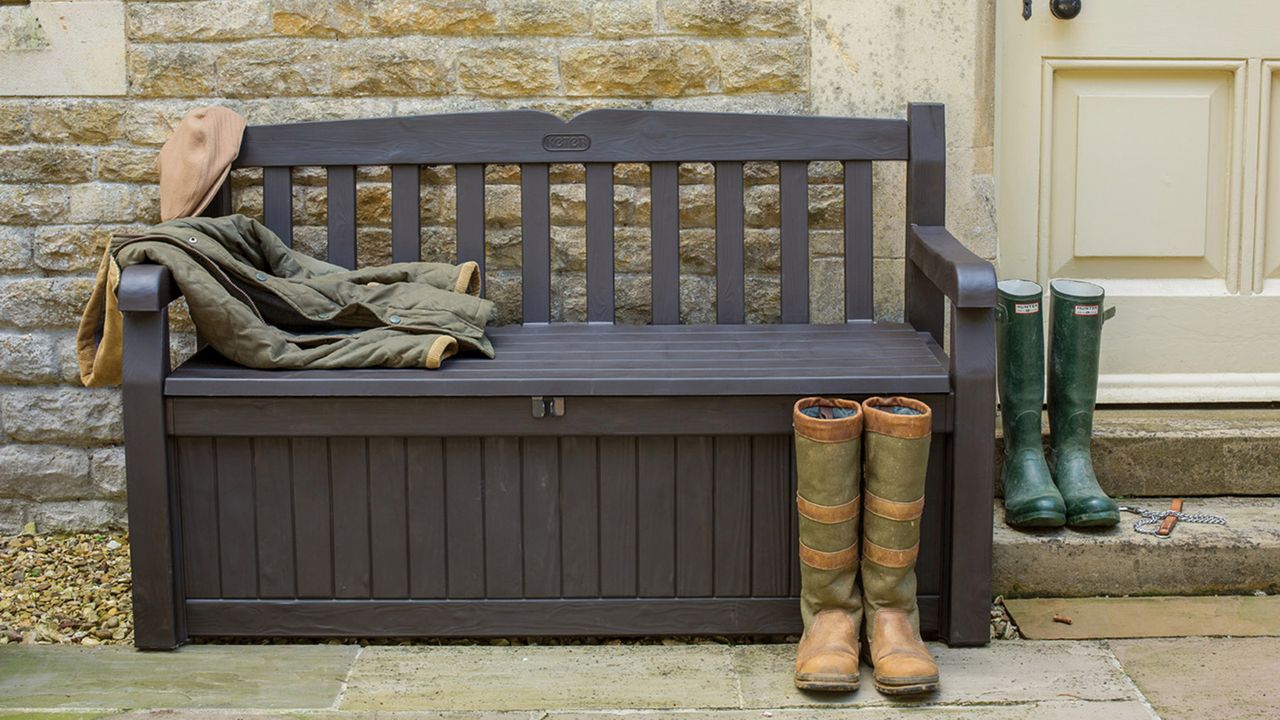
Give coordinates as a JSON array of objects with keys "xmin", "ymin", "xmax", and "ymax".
[{"xmin": 82, "ymin": 214, "xmax": 493, "ymax": 385}]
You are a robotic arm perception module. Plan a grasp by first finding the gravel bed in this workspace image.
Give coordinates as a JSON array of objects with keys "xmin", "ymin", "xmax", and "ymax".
[{"xmin": 1, "ymin": 532, "xmax": 133, "ymax": 645}]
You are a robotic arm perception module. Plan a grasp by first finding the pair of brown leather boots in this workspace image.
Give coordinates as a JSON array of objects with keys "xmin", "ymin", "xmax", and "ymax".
[{"xmin": 792, "ymin": 396, "xmax": 938, "ymax": 696}]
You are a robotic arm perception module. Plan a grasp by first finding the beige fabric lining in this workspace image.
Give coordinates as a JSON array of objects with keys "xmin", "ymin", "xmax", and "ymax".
[{"xmin": 425, "ymin": 335, "xmax": 458, "ymax": 369}]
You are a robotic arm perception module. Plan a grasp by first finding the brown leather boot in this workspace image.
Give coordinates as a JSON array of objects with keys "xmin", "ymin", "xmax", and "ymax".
[
  {"xmin": 860, "ymin": 396, "xmax": 940, "ymax": 696},
  {"xmin": 792, "ymin": 397, "xmax": 863, "ymax": 692}
]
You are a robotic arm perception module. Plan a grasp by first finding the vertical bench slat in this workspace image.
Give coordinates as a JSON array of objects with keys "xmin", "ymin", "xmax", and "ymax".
[
  {"xmin": 599, "ymin": 436, "xmax": 638, "ymax": 597},
  {"xmin": 369, "ymin": 437, "xmax": 409, "ymax": 599},
  {"xmin": 262, "ymin": 167, "xmax": 293, "ymax": 247},
  {"xmin": 585, "ymin": 163, "xmax": 615, "ymax": 323},
  {"xmin": 215, "ymin": 438, "xmax": 256, "ymax": 598},
  {"xmin": 444, "ymin": 437, "xmax": 485, "ymax": 599},
  {"xmin": 650, "ymin": 162, "xmax": 681, "ymax": 324},
  {"xmin": 560, "ymin": 436, "xmax": 600, "ymax": 597},
  {"xmin": 521, "ymin": 436, "xmax": 561, "ymax": 598},
  {"xmin": 779, "ymin": 161, "xmax": 810, "ymax": 323},
  {"xmin": 520, "ymin": 163, "xmax": 551, "ymax": 323},
  {"xmin": 750, "ymin": 435, "xmax": 790, "ymax": 597},
  {"xmin": 292, "ymin": 438, "xmax": 332, "ymax": 598},
  {"xmin": 844, "ymin": 160, "xmax": 874, "ymax": 321},
  {"xmin": 253, "ymin": 438, "xmax": 295, "ymax": 598},
  {"xmin": 177, "ymin": 438, "xmax": 220, "ymax": 599},
  {"xmin": 406, "ymin": 438, "xmax": 447, "ymax": 599},
  {"xmin": 483, "ymin": 437, "xmax": 524, "ymax": 599},
  {"xmin": 713, "ymin": 436, "xmax": 751, "ymax": 596},
  {"xmin": 675, "ymin": 436, "xmax": 714, "ymax": 597},
  {"xmin": 715, "ymin": 161, "xmax": 745, "ymax": 324},
  {"xmin": 456, "ymin": 164, "xmax": 486, "ymax": 277},
  {"xmin": 390, "ymin": 164, "xmax": 420, "ymax": 263},
  {"xmin": 637, "ymin": 436, "xmax": 676, "ymax": 597},
  {"xmin": 330, "ymin": 437, "xmax": 371, "ymax": 598},
  {"xmin": 326, "ymin": 165, "xmax": 357, "ymax": 269}
]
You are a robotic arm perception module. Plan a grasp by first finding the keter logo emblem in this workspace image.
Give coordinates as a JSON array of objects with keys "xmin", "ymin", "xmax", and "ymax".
[
  {"xmin": 1074, "ymin": 304, "xmax": 1099, "ymax": 316},
  {"xmin": 1014, "ymin": 302, "xmax": 1039, "ymax": 314},
  {"xmin": 542, "ymin": 134, "xmax": 591, "ymax": 152}
]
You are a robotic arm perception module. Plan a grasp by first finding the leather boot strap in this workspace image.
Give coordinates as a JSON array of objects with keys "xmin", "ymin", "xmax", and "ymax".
[
  {"xmin": 863, "ymin": 539, "xmax": 919, "ymax": 569},
  {"xmin": 796, "ymin": 494, "xmax": 860, "ymax": 524},
  {"xmin": 864, "ymin": 491, "xmax": 924, "ymax": 521},
  {"xmin": 799, "ymin": 542, "xmax": 858, "ymax": 570}
]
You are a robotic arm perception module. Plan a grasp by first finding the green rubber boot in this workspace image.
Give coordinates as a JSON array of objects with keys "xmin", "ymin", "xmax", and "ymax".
[
  {"xmin": 996, "ymin": 280, "xmax": 1066, "ymax": 528},
  {"xmin": 1047, "ymin": 279, "xmax": 1119, "ymax": 528}
]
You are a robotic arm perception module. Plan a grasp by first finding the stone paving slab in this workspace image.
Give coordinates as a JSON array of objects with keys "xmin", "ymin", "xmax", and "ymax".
[
  {"xmin": 340, "ymin": 644, "xmax": 741, "ymax": 712},
  {"xmin": 0, "ymin": 645, "xmax": 358, "ymax": 710},
  {"xmin": 1112, "ymin": 637, "xmax": 1280, "ymax": 720},
  {"xmin": 733, "ymin": 641, "xmax": 1138, "ymax": 709}
]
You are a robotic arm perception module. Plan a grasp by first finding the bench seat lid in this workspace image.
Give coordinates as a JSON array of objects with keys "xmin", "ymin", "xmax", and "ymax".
[{"xmin": 165, "ymin": 323, "xmax": 950, "ymax": 397}]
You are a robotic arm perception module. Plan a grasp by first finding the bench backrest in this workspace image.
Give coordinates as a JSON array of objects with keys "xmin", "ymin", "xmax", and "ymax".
[{"xmin": 212, "ymin": 105, "xmax": 944, "ymax": 325}]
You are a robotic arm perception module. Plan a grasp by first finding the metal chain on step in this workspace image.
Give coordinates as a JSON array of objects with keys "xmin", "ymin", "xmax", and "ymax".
[{"xmin": 1117, "ymin": 505, "xmax": 1227, "ymax": 538}]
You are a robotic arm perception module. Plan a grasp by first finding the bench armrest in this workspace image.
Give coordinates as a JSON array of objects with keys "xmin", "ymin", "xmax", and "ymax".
[
  {"xmin": 907, "ymin": 225, "xmax": 996, "ymax": 309},
  {"xmin": 118, "ymin": 264, "xmax": 182, "ymax": 312}
]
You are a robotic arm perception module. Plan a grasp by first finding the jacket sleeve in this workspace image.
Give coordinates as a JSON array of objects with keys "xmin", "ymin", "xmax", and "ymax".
[{"xmin": 326, "ymin": 261, "xmax": 482, "ymax": 295}]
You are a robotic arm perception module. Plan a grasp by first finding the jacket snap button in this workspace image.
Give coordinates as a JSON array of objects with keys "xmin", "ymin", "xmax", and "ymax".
[
  {"xmin": 186, "ymin": 237, "xmax": 198, "ymax": 244},
  {"xmin": 255, "ymin": 272, "xmax": 267, "ymax": 281},
  {"xmin": 389, "ymin": 315, "xmax": 401, "ymax": 324}
]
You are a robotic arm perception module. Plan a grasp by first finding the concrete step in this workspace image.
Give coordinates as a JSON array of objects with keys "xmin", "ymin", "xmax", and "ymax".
[
  {"xmin": 996, "ymin": 408, "xmax": 1280, "ymax": 497},
  {"xmin": 992, "ymin": 496, "xmax": 1280, "ymax": 598}
]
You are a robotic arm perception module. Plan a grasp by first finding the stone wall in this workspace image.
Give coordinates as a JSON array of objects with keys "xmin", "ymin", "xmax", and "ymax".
[{"xmin": 0, "ymin": 0, "xmax": 994, "ymax": 531}]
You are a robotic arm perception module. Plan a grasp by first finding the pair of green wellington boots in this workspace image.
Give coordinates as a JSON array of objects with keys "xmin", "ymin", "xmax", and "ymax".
[
  {"xmin": 792, "ymin": 396, "xmax": 938, "ymax": 696},
  {"xmin": 996, "ymin": 279, "xmax": 1119, "ymax": 528}
]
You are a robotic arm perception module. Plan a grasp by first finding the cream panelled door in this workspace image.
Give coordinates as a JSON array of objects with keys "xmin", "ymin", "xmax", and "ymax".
[{"xmin": 997, "ymin": 1, "xmax": 1280, "ymax": 402}]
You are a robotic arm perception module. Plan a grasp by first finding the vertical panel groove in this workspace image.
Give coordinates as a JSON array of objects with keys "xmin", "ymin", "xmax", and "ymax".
[
  {"xmin": 650, "ymin": 162, "xmax": 680, "ymax": 324},
  {"xmin": 780, "ymin": 161, "xmax": 810, "ymax": 323},
  {"xmin": 844, "ymin": 160, "xmax": 874, "ymax": 321},
  {"xmin": 715, "ymin": 162, "xmax": 745, "ymax": 323},
  {"xmin": 521, "ymin": 163, "xmax": 551, "ymax": 323},
  {"xmin": 391, "ymin": 164, "xmax": 421, "ymax": 263},
  {"xmin": 326, "ymin": 165, "xmax": 356, "ymax": 269}
]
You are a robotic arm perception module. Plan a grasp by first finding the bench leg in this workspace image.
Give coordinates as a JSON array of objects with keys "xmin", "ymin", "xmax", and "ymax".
[
  {"xmin": 122, "ymin": 308, "xmax": 185, "ymax": 649},
  {"xmin": 944, "ymin": 306, "xmax": 996, "ymax": 646}
]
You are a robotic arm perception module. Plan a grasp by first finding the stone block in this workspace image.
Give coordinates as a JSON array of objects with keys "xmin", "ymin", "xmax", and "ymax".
[
  {"xmin": 97, "ymin": 148, "xmax": 159, "ymax": 184},
  {"xmin": 561, "ymin": 41, "xmax": 715, "ymax": 97},
  {"xmin": 0, "ymin": 386, "xmax": 123, "ymax": 445},
  {"xmin": 365, "ymin": 0, "xmax": 498, "ymax": 36},
  {"xmin": 218, "ymin": 40, "xmax": 332, "ymax": 97},
  {"xmin": 65, "ymin": 184, "xmax": 157, "ymax": 225},
  {"xmin": 0, "ymin": 103, "xmax": 30, "ymax": 143},
  {"xmin": 0, "ymin": 185, "xmax": 67, "ymax": 224},
  {"xmin": 0, "ymin": 226, "xmax": 32, "ymax": 271},
  {"xmin": 30, "ymin": 101, "xmax": 126, "ymax": 145},
  {"xmin": 128, "ymin": 0, "xmax": 272, "ymax": 42},
  {"xmin": 272, "ymin": 0, "xmax": 369, "ymax": 37},
  {"xmin": 0, "ymin": 444, "xmax": 91, "ymax": 501},
  {"xmin": 331, "ymin": 39, "xmax": 452, "ymax": 97},
  {"xmin": 127, "ymin": 44, "xmax": 218, "ymax": 98},
  {"xmin": 592, "ymin": 0, "xmax": 656, "ymax": 37},
  {"xmin": 89, "ymin": 447, "xmax": 127, "ymax": 498},
  {"xmin": 0, "ymin": 147, "xmax": 94, "ymax": 184},
  {"xmin": 501, "ymin": 0, "xmax": 590, "ymax": 36},
  {"xmin": 34, "ymin": 225, "xmax": 110, "ymax": 274},
  {"xmin": 719, "ymin": 40, "xmax": 807, "ymax": 93},
  {"xmin": 0, "ymin": 332, "xmax": 60, "ymax": 384},
  {"xmin": 663, "ymin": 0, "xmax": 805, "ymax": 37},
  {"xmin": 457, "ymin": 45, "xmax": 558, "ymax": 97},
  {"xmin": 0, "ymin": 277, "xmax": 95, "ymax": 329}
]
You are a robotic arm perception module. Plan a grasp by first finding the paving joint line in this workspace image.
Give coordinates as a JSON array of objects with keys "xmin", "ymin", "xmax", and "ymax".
[{"xmin": 329, "ymin": 644, "xmax": 364, "ymax": 711}]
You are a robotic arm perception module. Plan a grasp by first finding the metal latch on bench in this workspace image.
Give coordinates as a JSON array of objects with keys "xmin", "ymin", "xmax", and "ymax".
[{"xmin": 531, "ymin": 396, "xmax": 566, "ymax": 418}]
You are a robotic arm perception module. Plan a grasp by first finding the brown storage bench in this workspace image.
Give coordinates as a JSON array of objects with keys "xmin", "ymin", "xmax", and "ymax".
[{"xmin": 118, "ymin": 104, "xmax": 997, "ymax": 649}]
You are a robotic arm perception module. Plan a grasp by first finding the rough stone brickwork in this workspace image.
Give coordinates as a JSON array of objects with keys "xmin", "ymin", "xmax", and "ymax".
[{"xmin": 0, "ymin": 0, "xmax": 995, "ymax": 531}]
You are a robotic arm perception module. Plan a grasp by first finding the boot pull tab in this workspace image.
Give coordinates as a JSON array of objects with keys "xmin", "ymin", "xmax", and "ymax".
[
  {"xmin": 1102, "ymin": 306, "xmax": 1117, "ymax": 322},
  {"xmin": 994, "ymin": 305, "xmax": 1006, "ymax": 321},
  {"xmin": 819, "ymin": 405, "xmax": 834, "ymax": 420}
]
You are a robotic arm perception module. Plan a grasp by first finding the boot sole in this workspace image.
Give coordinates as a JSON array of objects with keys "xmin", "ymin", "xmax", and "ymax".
[
  {"xmin": 1069, "ymin": 511, "xmax": 1120, "ymax": 528},
  {"xmin": 1006, "ymin": 510, "xmax": 1066, "ymax": 528},
  {"xmin": 873, "ymin": 676, "xmax": 939, "ymax": 696},
  {"xmin": 795, "ymin": 673, "xmax": 860, "ymax": 692}
]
